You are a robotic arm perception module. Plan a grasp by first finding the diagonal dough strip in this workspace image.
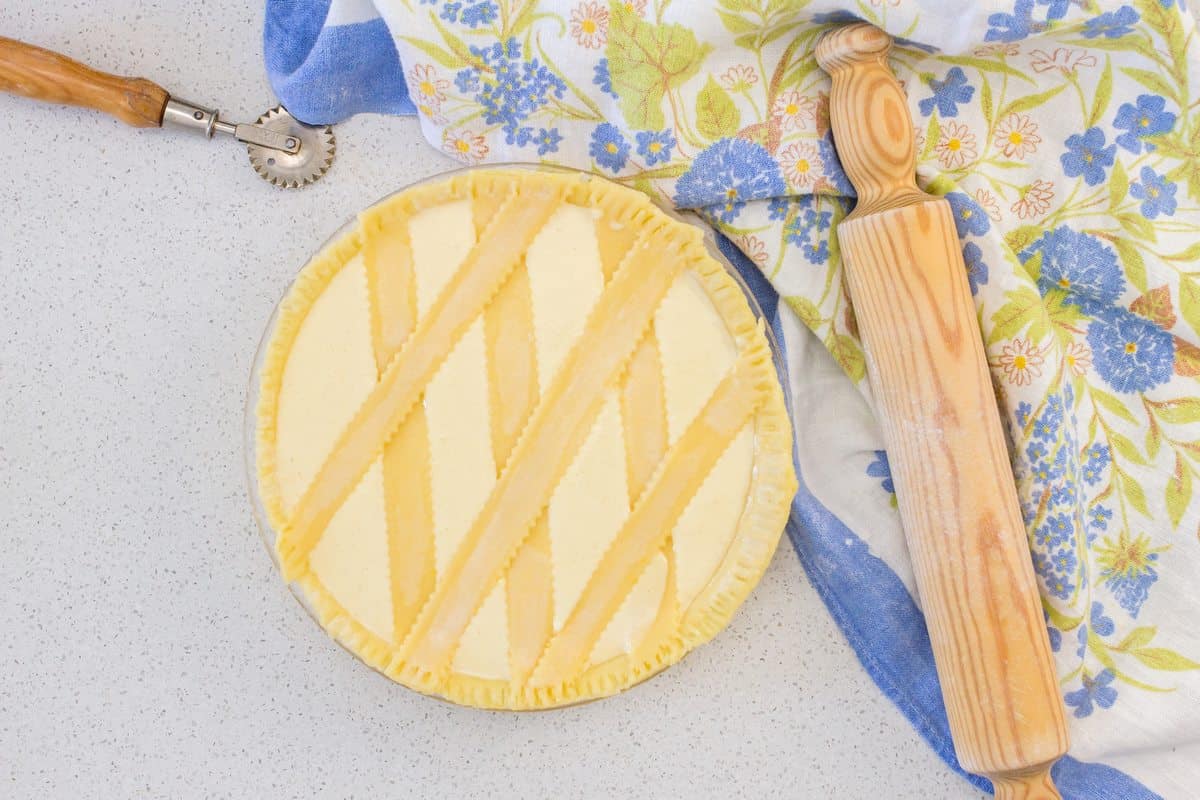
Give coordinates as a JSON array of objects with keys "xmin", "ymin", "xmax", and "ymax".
[{"xmin": 277, "ymin": 185, "xmax": 564, "ymax": 578}]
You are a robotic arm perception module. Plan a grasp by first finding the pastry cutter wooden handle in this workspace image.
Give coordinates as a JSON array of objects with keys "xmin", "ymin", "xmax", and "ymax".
[
  {"xmin": 816, "ymin": 24, "xmax": 1069, "ymax": 799},
  {"xmin": 0, "ymin": 35, "xmax": 334, "ymax": 187}
]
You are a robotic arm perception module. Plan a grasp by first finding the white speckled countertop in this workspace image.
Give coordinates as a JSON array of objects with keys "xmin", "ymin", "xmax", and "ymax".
[{"xmin": 0, "ymin": 3, "xmax": 987, "ymax": 798}]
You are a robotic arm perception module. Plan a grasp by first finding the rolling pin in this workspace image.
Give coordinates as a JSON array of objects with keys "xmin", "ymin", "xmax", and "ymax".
[{"xmin": 816, "ymin": 24, "xmax": 1070, "ymax": 799}]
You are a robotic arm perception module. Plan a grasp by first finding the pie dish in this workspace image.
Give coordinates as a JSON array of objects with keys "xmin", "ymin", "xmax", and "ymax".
[{"xmin": 251, "ymin": 167, "xmax": 797, "ymax": 709}]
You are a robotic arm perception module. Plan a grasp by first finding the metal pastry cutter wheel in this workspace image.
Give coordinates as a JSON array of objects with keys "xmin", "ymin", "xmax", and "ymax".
[{"xmin": 0, "ymin": 35, "xmax": 335, "ymax": 188}]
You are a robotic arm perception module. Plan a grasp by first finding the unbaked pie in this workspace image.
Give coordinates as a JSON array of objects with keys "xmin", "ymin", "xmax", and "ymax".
[{"xmin": 254, "ymin": 168, "xmax": 796, "ymax": 708}]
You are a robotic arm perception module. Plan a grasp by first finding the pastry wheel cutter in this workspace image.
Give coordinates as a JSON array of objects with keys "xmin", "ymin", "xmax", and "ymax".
[{"xmin": 0, "ymin": 36, "xmax": 335, "ymax": 188}]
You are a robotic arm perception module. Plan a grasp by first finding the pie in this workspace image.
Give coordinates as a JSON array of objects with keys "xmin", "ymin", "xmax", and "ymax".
[{"xmin": 254, "ymin": 167, "xmax": 796, "ymax": 709}]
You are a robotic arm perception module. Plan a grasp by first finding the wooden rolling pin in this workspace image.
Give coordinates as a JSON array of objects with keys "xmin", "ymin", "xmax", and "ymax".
[{"xmin": 816, "ymin": 24, "xmax": 1069, "ymax": 799}]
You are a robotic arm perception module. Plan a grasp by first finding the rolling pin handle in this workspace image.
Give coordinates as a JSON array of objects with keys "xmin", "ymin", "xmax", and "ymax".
[
  {"xmin": 815, "ymin": 23, "xmax": 925, "ymax": 217},
  {"xmin": 992, "ymin": 767, "xmax": 1061, "ymax": 800}
]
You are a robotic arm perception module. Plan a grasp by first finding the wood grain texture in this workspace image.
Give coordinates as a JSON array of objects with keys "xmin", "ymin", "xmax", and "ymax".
[
  {"xmin": 815, "ymin": 24, "xmax": 927, "ymax": 218},
  {"xmin": 993, "ymin": 768, "xmax": 1063, "ymax": 800},
  {"xmin": 0, "ymin": 36, "xmax": 167, "ymax": 127},
  {"xmin": 817, "ymin": 23, "xmax": 1069, "ymax": 797}
]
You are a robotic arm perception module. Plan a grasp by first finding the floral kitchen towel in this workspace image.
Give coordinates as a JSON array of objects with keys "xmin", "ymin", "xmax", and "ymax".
[{"xmin": 265, "ymin": 1, "xmax": 1200, "ymax": 796}]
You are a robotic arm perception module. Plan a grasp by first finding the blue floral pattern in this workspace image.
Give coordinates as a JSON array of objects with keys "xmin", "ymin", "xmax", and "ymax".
[
  {"xmin": 783, "ymin": 199, "xmax": 834, "ymax": 264},
  {"xmin": 866, "ymin": 450, "xmax": 895, "ymax": 498},
  {"xmin": 1114, "ymin": 94, "xmax": 1177, "ymax": 153},
  {"xmin": 1130, "ymin": 166, "xmax": 1177, "ymax": 218},
  {"xmin": 380, "ymin": 0, "xmax": 1200, "ymax": 747},
  {"xmin": 1088, "ymin": 308, "xmax": 1174, "ymax": 393},
  {"xmin": 456, "ymin": 39, "xmax": 566, "ymax": 148},
  {"xmin": 918, "ymin": 67, "xmax": 975, "ymax": 117},
  {"xmin": 1061, "ymin": 127, "xmax": 1117, "ymax": 186},
  {"xmin": 589, "ymin": 123, "xmax": 629, "ymax": 172},
  {"xmin": 962, "ymin": 243, "xmax": 989, "ymax": 295},
  {"xmin": 1065, "ymin": 669, "xmax": 1119, "ymax": 717},
  {"xmin": 675, "ymin": 138, "xmax": 785, "ymax": 222},
  {"xmin": 1022, "ymin": 227, "xmax": 1124, "ymax": 311},
  {"xmin": 635, "ymin": 129, "xmax": 675, "ymax": 166},
  {"xmin": 1083, "ymin": 5, "xmax": 1141, "ymax": 38},
  {"xmin": 986, "ymin": 0, "xmax": 1037, "ymax": 42},
  {"xmin": 592, "ymin": 59, "xmax": 618, "ymax": 99},
  {"xmin": 441, "ymin": 0, "xmax": 498, "ymax": 28},
  {"xmin": 945, "ymin": 191, "xmax": 991, "ymax": 237}
]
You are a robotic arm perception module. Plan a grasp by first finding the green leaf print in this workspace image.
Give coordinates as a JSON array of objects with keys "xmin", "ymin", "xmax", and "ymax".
[
  {"xmin": 1089, "ymin": 632, "xmax": 1120, "ymax": 675},
  {"xmin": 1131, "ymin": 647, "xmax": 1200, "ymax": 672},
  {"xmin": 1087, "ymin": 57, "xmax": 1113, "ymax": 129},
  {"xmin": 1044, "ymin": 601, "xmax": 1083, "ymax": 633},
  {"xmin": 1162, "ymin": 130, "xmax": 1200, "ymax": 203},
  {"xmin": 1117, "ymin": 626, "xmax": 1157, "ymax": 651},
  {"xmin": 430, "ymin": 12, "xmax": 477, "ymax": 65},
  {"xmin": 1110, "ymin": 235, "xmax": 1149, "ymax": 294},
  {"xmin": 996, "ymin": 84, "xmax": 1067, "ymax": 120},
  {"xmin": 507, "ymin": 1, "xmax": 541, "ymax": 37},
  {"xmin": 979, "ymin": 74, "xmax": 995, "ymax": 130},
  {"xmin": 1153, "ymin": 398, "xmax": 1200, "ymax": 425},
  {"xmin": 827, "ymin": 333, "xmax": 866, "ymax": 383},
  {"xmin": 1094, "ymin": 387, "xmax": 1140, "ymax": 425},
  {"xmin": 764, "ymin": 0, "xmax": 799, "ymax": 15},
  {"xmin": 1121, "ymin": 66, "xmax": 1181, "ymax": 106},
  {"xmin": 1062, "ymin": 35, "xmax": 1162, "ymax": 61},
  {"xmin": 936, "ymin": 55, "xmax": 1035, "ymax": 84},
  {"xmin": 1045, "ymin": 291, "xmax": 1087, "ymax": 331},
  {"xmin": 1147, "ymin": 421, "xmax": 1162, "ymax": 460},
  {"xmin": 1004, "ymin": 225, "xmax": 1044, "ymax": 257},
  {"xmin": 924, "ymin": 173, "xmax": 955, "ymax": 197},
  {"xmin": 988, "ymin": 286, "xmax": 1047, "ymax": 346},
  {"xmin": 1117, "ymin": 212, "xmax": 1159, "ymax": 243},
  {"xmin": 1163, "ymin": 242, "xmax": 1200, "ymax": 263},
  {"xmin": 695, "ymin": 76, "xmax": 740, "ymax": 140},
  {"xmin": 1136, "ymin": 0, "xmax": 1190, "ymax": 86},
  {"xmin": 715, "ymin": 9, "xmax": 758, "ymax": 36},
  {"xmin": 1108, "ymin": 159, "xmax": 1129, "ymax": 211},
  {"xmin": 1167, "ymin": 453, "xmax": 1192, "ymax": 528},
  {"xmin": 921, "ymin": 111, "xmax": 940, "ymax": 161},
  {"xmin": 1111, "ymin": 431, "xmax": 1149, "ymax": 467},
  {"xmin": 1120, "ymin": 470, "xmax": 1151, "ymax": 517},
  {"xmin": 1178, "ymin": 275, "xmax": 1200, "ymax": 338},
  {"xmin": 402, "ymin": 36, "xmax": 471, "ymax": 70},
  {"xmin": 787, "ymin": 296, "xmax": 822, "ymax": 330},
  {"xmin": 606, "ymin": 4, "xmax": 713, "ymax": 129}
]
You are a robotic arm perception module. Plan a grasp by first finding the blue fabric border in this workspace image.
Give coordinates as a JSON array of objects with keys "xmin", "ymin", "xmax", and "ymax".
[
  {"xmin": 264, "ymin": 1, "xmax": 415, "ymax": 124},
  {"xmin": 716, "ymin": 234, "xmax": 1160, "ymax": 800}
]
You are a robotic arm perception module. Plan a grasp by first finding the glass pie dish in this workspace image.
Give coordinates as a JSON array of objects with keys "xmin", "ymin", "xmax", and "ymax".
[{"xmin": 244, "ymin": 164, "xmax": 796, "ymax": 708}]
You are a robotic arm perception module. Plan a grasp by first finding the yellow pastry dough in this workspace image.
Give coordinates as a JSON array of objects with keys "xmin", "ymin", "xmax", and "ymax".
[{"xmin": 255, "ymin": 168, "xmax": 797, "ymax": 709}]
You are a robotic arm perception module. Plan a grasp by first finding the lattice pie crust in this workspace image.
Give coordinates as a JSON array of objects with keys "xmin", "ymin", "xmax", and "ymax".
[{"xmin": 255, "ymin": 168, "xmax": 796, "ymax": 708}]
